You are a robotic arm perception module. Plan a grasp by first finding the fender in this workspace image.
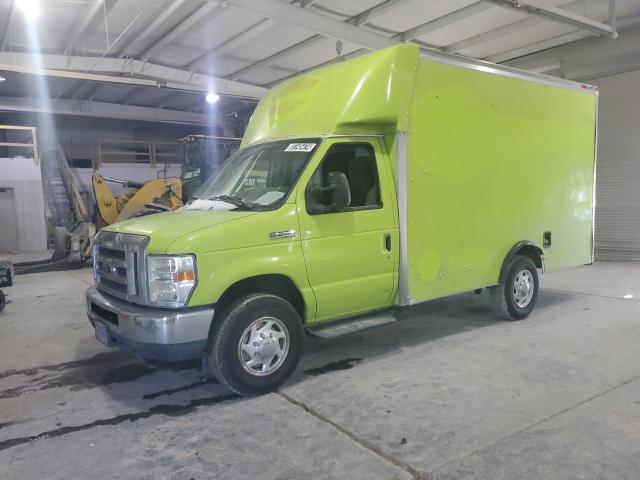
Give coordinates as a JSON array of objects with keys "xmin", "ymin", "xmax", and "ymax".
[{"xmin": 498, "ymin": 241, "xmax": 545, "ymax": 285}]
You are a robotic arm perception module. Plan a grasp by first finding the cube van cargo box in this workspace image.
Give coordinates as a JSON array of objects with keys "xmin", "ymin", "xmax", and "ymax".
[{"xmin": 87, "ymin": 44, "xmax": 597, "ymax": 395}]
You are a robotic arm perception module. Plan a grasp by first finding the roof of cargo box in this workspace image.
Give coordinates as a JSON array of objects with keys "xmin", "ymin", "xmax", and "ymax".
[
  {"xmin": 241, "ymin": 44, "xmax": 420, "ymax": 147},
  {"xmin": 241, "ymin": 43, "xmax": 596, "ymax": 147}
]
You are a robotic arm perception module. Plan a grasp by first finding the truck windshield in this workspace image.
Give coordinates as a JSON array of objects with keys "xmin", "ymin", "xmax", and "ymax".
[{"xmin": 189, "ymin": 138, "xmax": 319, "ymax": 210}]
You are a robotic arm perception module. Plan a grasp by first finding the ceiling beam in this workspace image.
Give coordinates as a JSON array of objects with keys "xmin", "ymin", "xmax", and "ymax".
[
  {"xmin": 227, "ymin": 35, "xmax": 323, "ymax": 81},
  {"xmin": 500, "ymin": 12, "xmax": 640, "ymax": 69},
  {"xmin": 264, "ymin": 46, "xmax": 365, "ymax": 87},
  {"xmin": 118, "ymin": 85, "xmax": 147, "ymax": 104},
  {"xmin": 185, "ymin": 17, "xmax": 278, "ymax": 70},
  {"xmin": 0, "ymin": 52, "xmax": 268, "ymax": 98},
  {"xmin": 139, "ymin": 1, "xmax": 225, "ymax": 61},
  {"xmin": 64, "ymin": 0, "xmax": 107, "ymax": 54},
  {"xmin": 81, "ymin": 83, "xmax": 104, "ymax": 101},
  {"xmin": 398, "ymin": 2, "xmax": 493, "ymax": 41},
  {"xmin": 349, "ymin": 0, "xmax": 412, "ymax": 27},
  {"xmin": 444, "ymin": 14, "xmax": 537, "ymax": 53},
  {"xmin": 223, "ymin": 0, "xmax": 398, "ymax": 50},
  {"xmin": 0, "ymin": 0, "xmax": 15, "ymax": 51},
  {"xmin": 224, "ymin": 0, "xmax": 404, "ymax": 81},
  {"xmin": 185, "ymin": 0, "xmax": 367, "ymax": 73},
  {"xmin": 152, "ymin": 90, "xmax": 180, "ymax": 108},
  {"xmin": 118, "ymin": 0, "xmax": 189, "ymax": 58},
  {"xmin": 262, "ymin": 2, "xmax": 493, "ymax": 86},
  {"xmin": 56, "ymin": 79, "xmax": 83, "ymax": 99},
  {"xmin": 0, "ymin": 96, "xmax": 223, "ymax": 126},
  {"xmin": 486, "ymin": 0, "xmax": 617, "ymax": 38}
]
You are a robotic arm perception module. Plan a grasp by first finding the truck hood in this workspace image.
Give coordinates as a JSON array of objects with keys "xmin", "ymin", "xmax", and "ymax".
[{"xmin": 104, "ymin": 209, "xmax": 256, "ymax": 253}]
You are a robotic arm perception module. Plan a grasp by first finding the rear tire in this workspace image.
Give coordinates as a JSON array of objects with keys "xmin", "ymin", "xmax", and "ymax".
[
  {"xmin": 207, "ymin": 294, "xmax": 303, "ymax": 396},
  {"xmin": 489, "ymin": 255, "xmax": 539, "ymax": 321}
]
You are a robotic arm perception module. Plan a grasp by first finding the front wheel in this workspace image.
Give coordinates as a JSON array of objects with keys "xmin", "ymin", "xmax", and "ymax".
[
  {"xmin": 0, "ymin": 290, "xmax": 5, "ymax": 312},
  {"xmin": 489, "ymin": 255, "xmax": 539, "ymax": 320},
  {"xmin": 207, "ymin": 294, "xmax": 303, "ymax": 396}
]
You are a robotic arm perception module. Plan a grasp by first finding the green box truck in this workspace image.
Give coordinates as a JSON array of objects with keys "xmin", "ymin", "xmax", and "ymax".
[{"xmin": 87, "ymin": 44, "xmax": 597, "ymax": 395}]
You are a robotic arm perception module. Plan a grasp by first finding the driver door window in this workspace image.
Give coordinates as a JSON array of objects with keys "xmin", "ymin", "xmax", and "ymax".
[{"xmin": 305, "ymin": 143, "xmax": 381, "ymax": 214}]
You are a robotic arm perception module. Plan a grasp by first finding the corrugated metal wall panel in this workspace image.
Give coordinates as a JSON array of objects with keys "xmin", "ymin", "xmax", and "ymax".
[{"xmin": 592, "ymin": 70, "xmax": 640, "ymax": 261}]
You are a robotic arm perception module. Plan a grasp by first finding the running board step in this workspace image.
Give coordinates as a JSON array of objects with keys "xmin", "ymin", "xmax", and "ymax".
[{"xmin": 306, "ymin": 312, "xmax": 397, "ymax": 339}]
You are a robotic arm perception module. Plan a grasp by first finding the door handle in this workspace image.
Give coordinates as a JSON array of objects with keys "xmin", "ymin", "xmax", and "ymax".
[{"xmin": 383, "ymin": 233, "xmax": 391, "ymax": 252}]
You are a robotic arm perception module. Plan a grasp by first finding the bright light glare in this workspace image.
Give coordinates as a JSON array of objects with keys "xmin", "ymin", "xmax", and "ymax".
[
  {"xmin": 205, "ymin": 93, "xmax": 220, "ymax": 104},
  {"xmin": 624, "ymin": 294, "xmax": 634, "ymax": 299},
  {"xmin": 17, "ymin": 0, "xmax": 40, "ymax": 19},
  {"xmin": 0, "ymin": 76, "xmax": 5, "ymax": 83}
]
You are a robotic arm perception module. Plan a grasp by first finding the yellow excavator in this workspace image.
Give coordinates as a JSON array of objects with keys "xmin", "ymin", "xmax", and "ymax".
[{"xmin": 92, "ymin": 136, "xmax": 240, "ymax": 227}]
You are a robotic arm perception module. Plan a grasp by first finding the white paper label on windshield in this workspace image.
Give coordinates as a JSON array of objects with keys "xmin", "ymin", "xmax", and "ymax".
[{"xmin": 285, "ymin": 143, "xmax": 316, "ymax": 152}]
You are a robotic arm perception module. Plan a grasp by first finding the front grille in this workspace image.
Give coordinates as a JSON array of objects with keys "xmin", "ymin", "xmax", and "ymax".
[
  {"xmin": 99, "ymin": 246, "xmax": 125, "ymax": 261},
  {"xmin": 90, "ymin": 302, "xmax": 119, "ymax": 325},
  {"xmin": 94, "ymin": 232, "xmax": 149, "ymax": 304},
  {"xmin": 99, "ymin": 276, "xmax": 128, "ymax": 294}
]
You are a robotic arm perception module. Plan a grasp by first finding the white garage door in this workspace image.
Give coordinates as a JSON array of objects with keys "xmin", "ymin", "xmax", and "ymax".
[{"xmin": 593, "ymin": 69, "xmax": 640, "ymax": 261}]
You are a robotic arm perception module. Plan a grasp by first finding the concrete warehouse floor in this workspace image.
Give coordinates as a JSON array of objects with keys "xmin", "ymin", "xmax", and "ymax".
[{"xmin": 1, "ymin": 263, "xmax": 639, "ymax": 479}]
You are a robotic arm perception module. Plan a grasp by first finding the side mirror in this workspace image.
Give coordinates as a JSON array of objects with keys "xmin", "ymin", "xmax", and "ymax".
[
  {"xmin": 305, "ymin": 171, "xmax": 351, "ymax": 214},
  {"xmin": 326, "ymin": 171, "xmax": 351, "ymax": 210}
]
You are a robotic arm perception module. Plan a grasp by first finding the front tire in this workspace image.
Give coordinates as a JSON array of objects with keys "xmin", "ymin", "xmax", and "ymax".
[
  {"xmin": 489, "ymin": 255, "xmax": 539, "ymax": 320},
  {"xmin": 207, "ymin": 294, "xmax": 303, "ymax": 396},
  {"xmin": 0, "ymin": 290, "xmax": 5, "ymax": 312}
]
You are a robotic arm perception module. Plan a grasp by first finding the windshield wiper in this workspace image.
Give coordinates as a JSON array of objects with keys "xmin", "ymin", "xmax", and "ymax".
[{"xmin": 209, "ymin": 195, "xmax": 255, "ymax": 210}]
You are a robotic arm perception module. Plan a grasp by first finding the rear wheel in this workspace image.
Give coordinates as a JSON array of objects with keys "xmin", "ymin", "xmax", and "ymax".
[
  {"xmin": 489, "ymin": 255, "xmax": 539, "ymax": 320},
  {"xmin": 207, "ymin": 294, "xmax": 303, "ymax": 396}
]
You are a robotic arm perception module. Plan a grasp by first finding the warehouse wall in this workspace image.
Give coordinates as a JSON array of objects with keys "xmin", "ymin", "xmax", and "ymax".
[{"xmin": 0, "ymin": 157, "xmax": 48, "ymax": 253}]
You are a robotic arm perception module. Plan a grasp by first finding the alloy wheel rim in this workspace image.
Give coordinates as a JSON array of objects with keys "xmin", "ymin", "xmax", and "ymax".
[
  {"xmin": 237, "ymin": 316, "xmax": 289, "ymax": 377},
  {"xmin": 513, "ymin": 269, "xmax": 535, "ymax": 308}
]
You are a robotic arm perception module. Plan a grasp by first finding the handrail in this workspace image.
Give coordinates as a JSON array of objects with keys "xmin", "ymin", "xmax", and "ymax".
[
  {"xmin": 96, "ymin": 139, "xmax": 177, "ymax": 168},
  {"xmin": 59, "ymin": 148, "xmax": 89, "ymax": 222},
  {"xmin": 0, "ymin": 125, "xmax": 39, "ymax": 164}
]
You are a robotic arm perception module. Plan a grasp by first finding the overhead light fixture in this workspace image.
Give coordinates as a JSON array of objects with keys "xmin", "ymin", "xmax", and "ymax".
[
  {"xmin": 206, "ymin": 93, "xmax": 220, "ymax": 104},
  {"xmin": 16, "ymin": 0, "xmax": 40, "ymax": 19}
]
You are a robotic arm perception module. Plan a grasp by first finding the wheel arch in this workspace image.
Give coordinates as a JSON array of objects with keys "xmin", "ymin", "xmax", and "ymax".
[
  {"xmin": 213, "ymin": 274, "xmax": 307, "ymax": 326},
  {"xmin": 499, "ymin": 241, "xmax": 544, "ymax": 284}
]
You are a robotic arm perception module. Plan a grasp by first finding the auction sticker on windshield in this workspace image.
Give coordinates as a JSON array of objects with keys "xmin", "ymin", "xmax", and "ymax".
[{"xmin": 285, "ymin": 143, "xmax": 316, "ymax": 152}]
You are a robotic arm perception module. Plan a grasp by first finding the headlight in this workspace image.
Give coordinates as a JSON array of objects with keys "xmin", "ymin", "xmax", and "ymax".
[{"xmin": 147, "ymin": 255, "xmax": 196, "ymax": 308}]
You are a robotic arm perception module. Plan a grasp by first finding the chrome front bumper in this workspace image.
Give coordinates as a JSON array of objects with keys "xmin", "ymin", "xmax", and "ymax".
[{"xmin": 86, "ymin": 287, "xmax": 213, "ymax": 360}]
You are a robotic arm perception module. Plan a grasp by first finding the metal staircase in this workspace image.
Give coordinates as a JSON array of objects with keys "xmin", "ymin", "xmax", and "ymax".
[
  {"xmin": 40, "ymin": 150, "xmax": 75, "ymax": 234},
  {"xmin": 39, "ymin": 148, "xmax": 94, "ymax": 262}
]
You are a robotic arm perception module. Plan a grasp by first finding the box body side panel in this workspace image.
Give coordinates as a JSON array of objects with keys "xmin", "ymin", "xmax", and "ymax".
[{"xmin": 405, "ymin": 60, "xmax": 596, "ymax": 303}]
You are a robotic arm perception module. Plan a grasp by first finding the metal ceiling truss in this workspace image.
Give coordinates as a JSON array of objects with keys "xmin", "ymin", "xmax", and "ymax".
[
  {"xmin": 0, "ymin": 52, "xmax": 267, "ymax": 98},
  {"xmin": 0, "ymin": 0, "xmax": 15, "ymax": 51},
  {"xmin": 0, "ymin": 96, "xmax": 226, "ymax": 126},
  {"xmin": 223, "ymin": 0, "xmax": 408, "ymax": 81},
  {"xmin": 64, "ymin": 0, "xmax": 108, "ymax": 54},
  {"xmin": 119, "ymin": 0, "xmax": 191, "ymax": 58},
  {"xmin": 0, "ymin": 0, "xmax": 624, "ymax": 123},
  {"xmin": 219, "ymin": 0, "xmax": 618, "ymax": 84},
  {"xmin": 485, "ymin": 0, "xmax": 617, "ymax": 38},
  {"xmin": 138, "ymin": 1, "xmax": 227, "ymax": 61}
]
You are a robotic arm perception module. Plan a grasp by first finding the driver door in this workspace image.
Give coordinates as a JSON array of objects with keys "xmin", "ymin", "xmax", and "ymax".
[{"xmin": 296, "ymin": 137, "xmax": 397, "ymax": 322}]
